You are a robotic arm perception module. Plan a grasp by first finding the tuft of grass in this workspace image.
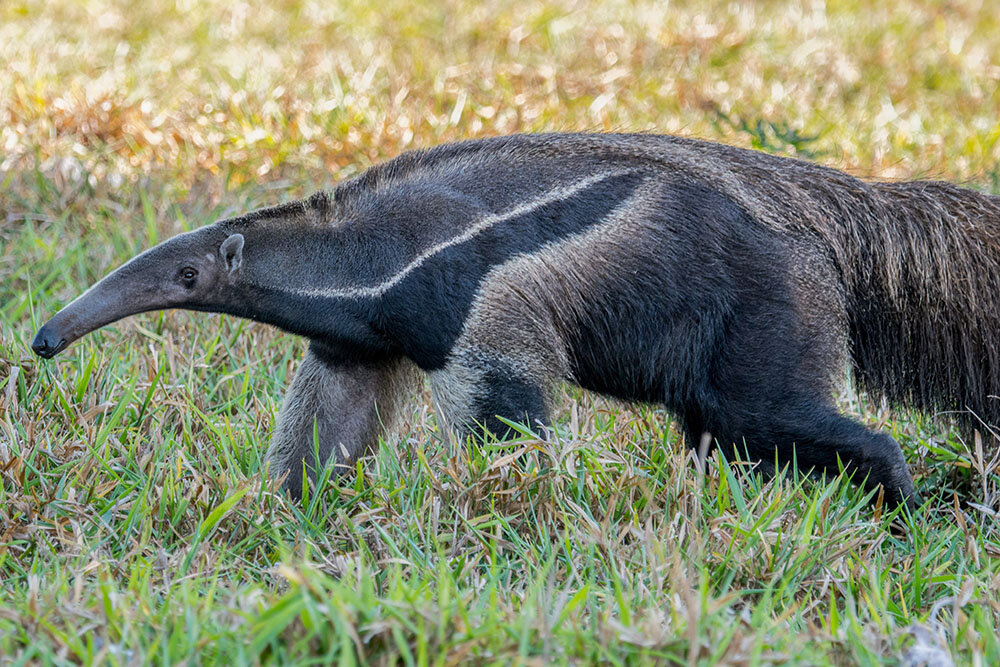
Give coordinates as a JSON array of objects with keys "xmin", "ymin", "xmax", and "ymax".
[{"xmin": 2, "ymin": 0, "xmax": 999, "ymax": 663}]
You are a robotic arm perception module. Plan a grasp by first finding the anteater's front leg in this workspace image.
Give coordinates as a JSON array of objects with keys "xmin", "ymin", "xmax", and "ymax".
[
  {"xmin": 266, "ymin": 344, "xmax": 421, "ymax": 499},
  {"xmin": 430, "ymin": 350, "xmax": 553, "ymax": 443}
]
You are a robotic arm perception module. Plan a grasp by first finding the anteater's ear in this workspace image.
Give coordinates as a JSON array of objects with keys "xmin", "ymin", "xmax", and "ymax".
[{"xmin": 220, "ymin": 233, "xmax": 244, "ymax": 274}]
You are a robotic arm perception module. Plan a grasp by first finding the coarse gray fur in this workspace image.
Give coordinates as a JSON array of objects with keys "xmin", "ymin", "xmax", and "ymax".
[
  {"xmin": 32, "ymin": 133, "xmax": 1000, "ymax": 510},
  {"xmin": 268, "ymin": 350, "xmax": 420, "ymax": 499}
]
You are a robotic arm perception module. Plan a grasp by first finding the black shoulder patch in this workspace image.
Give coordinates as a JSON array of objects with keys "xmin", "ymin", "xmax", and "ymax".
[{"xmin": 379, "ymin": 170, "xmax": 648, "ymax": 369}]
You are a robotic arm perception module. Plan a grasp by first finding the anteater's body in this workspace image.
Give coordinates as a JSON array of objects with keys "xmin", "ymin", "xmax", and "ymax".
[{"xmin": 33, "ymin": 133, "xmax": 1000, "ymax": 507}]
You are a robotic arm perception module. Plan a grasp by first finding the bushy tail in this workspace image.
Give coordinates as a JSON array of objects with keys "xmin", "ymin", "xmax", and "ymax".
[{"xmin": 836, "ymin": 180, "xmax": 1000, "ymax": 434}]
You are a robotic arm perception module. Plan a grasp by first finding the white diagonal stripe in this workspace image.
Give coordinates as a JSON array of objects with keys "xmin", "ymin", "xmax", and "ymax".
[{"xmin": 276, "ymin": 169, "xmax": 632, "ymax": 300}]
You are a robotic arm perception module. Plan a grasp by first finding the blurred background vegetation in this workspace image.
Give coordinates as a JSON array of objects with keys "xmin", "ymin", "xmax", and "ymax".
[
  {"xmin": 3, "ymin": 0, "xmax": 999, "ymax": 192},
  {"xmin": 1, "ymin": 0, "xmax": 998, "ymax": 663}
]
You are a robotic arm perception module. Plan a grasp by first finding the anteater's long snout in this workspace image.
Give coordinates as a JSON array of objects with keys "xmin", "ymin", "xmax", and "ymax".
[
  {"xmin": 31, "ymin": 326, "xmax": 68, "ymax": 358},
  {"xmin": 29, "ymin": 231, "xmax": 211, "ymax": 360},
  {"xmin": 31, "ymin": 290, "xmax": 115, "ymax": 359},
  {"xmin": 31, "ymin": 266, "xmax": 144, "ymax": 360}
]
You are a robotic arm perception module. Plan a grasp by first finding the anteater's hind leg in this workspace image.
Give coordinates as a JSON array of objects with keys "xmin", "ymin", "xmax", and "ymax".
[
  {"xmin": 694, "ymin": 326, "xmax": 918, "ymax": 510},
  {"xmin": 266, "ymin": 343, "xmax": 421, "ymax": 499},
  {"xmin": 687, "ymin": 248, "xmax": 918, "ymax": 510},
  {"xmin": 708, "ymin": 403, "xmax": 917, "ymax": 509}
]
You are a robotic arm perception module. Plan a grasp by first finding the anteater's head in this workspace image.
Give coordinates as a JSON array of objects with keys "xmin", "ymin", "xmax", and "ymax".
[{"xmin": 32, "ymin": 227, "xmax": 245, "ymax": 358}]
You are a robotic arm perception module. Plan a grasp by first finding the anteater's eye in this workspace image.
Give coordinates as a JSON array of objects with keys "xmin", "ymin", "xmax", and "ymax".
[{"xmin": 180, "ymin": 267, "xmax": 198, "ymax": 285}]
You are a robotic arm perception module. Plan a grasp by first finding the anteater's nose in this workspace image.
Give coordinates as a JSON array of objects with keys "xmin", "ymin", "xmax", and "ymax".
[{"xmin": 31, "ymin": 328, "xmax": 66, "ymax": 359}]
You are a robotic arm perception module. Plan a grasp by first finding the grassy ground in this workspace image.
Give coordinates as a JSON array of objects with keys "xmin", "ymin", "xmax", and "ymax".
[{"xmin": 2, "ymin": 0, "xmax": 1000, "ymax": 663}]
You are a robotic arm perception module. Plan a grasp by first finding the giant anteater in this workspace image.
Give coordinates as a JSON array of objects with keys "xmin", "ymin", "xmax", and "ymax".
[{"xmin": 33, "ymin": 133, "xmax": 1000, "ymax": 508}]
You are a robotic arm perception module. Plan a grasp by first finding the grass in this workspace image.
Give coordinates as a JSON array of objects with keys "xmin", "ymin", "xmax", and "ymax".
[{"xmin": 2, "ymin": 0, "xmax": 1000, "ymax": 663}]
